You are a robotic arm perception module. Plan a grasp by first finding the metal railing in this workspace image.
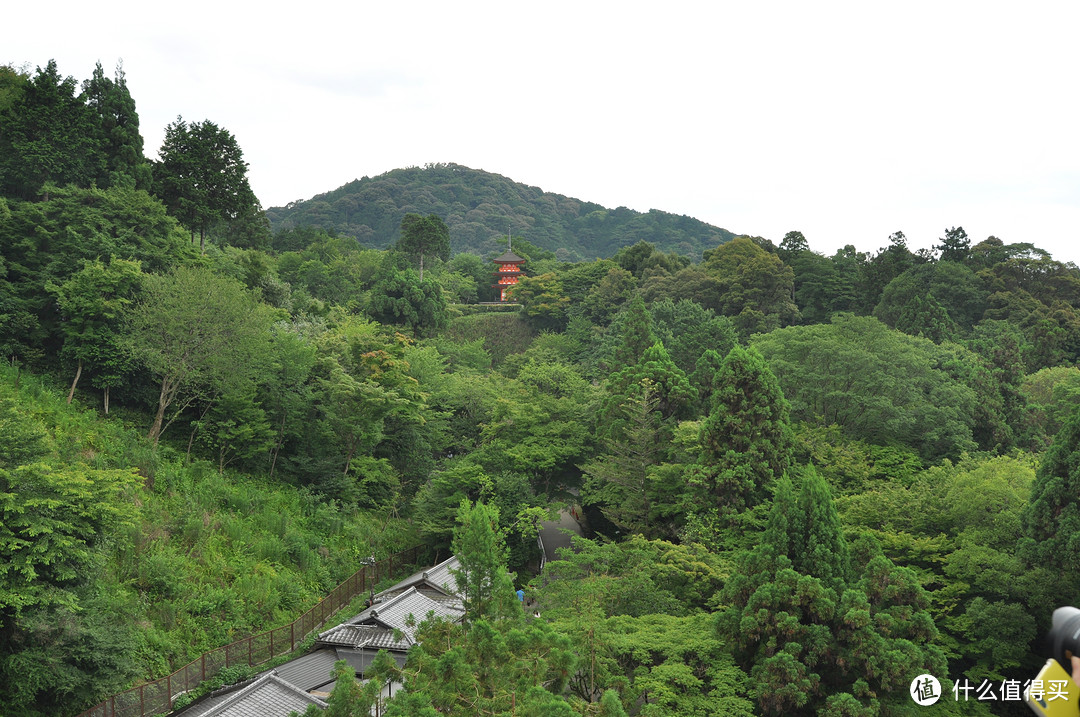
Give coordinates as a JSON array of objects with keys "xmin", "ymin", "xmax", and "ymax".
[{"xmin": 74, "ymin": 544, "xmax": 424, "ymax": 717}]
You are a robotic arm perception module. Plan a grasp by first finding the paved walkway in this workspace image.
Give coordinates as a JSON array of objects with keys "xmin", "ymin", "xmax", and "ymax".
[{"xmin": 538, "ymin": 506, "xmax": 583, "ymax": 564}]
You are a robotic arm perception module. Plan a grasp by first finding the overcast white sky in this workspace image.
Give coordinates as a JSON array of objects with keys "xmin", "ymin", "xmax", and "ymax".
[{"xmin": 8, "ymin": 1, "xmax": 1080, "ymax": 263}]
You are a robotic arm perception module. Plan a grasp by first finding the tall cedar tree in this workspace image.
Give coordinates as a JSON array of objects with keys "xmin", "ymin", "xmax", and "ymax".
[
  {"xmin": 451, "ymin": 499, "xmax": 517, "ymax": 625},
  {"xmin": 582, "ymin": 380, "xmax": 665, "ymax": 537},
  {"xmin": 698, "ymin": 345, "xmax": 792, "ymax": 513},
  {"xmin": 81, "ymin": 62, "xmax": 151, "ymax": 190},
  {"xmin": 719, "ymin": 468, "xmax": 945, "ymax": 716},
  {"xmin": 601, "ymin": 342, "xmax": 694, "ymax": 432},
  {"xmin": 0, "ymin": 60, "xmax": 101, "ymax": 198},
  {"xmin": 154, "ymin": 117, "xmax": 260, "ymax": 251},
  {"xmin": 1021, "ymin": 407, "xmax": 1080, "ymax": 589},
  {"xmin": 395, "ymin": 213, "xmax": 450, "ymax": 281},
  {"xmin": 611, "ymin": 294, "xmax": 654, "ymax": 369}
]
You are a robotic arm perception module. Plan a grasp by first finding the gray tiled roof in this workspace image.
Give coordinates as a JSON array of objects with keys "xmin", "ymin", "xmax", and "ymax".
[
  {"xmin": 272, "ymin": 648, "xmax": 339, "ymax": 692},
  {"xmin": 190, "ymin": 672, "xmax": 327, "ymax": 717},
  {"xmin": 319, "ymin": 586, "xmax": 463, "ymax": 647},
  {"xmin": 318, "ymin": 623, "xmax": 412, "ymax": 651},
  {"xmin": 376, "ymin": 555, "xmax": 461, "ymax": 599}
]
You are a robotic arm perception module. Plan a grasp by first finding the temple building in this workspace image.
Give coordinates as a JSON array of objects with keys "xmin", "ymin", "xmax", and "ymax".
[{"xmin": 492, "ymin": 247, "xmax": 525, "ymax": 301}]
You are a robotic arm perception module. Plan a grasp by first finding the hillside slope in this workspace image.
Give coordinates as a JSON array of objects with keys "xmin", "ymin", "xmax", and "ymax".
[{"xmin": 265, "ymin": 163, "xmax": 736, "ymax": 260}]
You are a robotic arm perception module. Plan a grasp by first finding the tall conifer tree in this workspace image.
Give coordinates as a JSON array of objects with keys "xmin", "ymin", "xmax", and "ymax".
[{"xmin": 699, "ymin": 345, "xmax": 792, "ymax": 513}]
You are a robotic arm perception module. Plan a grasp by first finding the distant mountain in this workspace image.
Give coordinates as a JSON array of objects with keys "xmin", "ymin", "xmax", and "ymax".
[{"xmin": 265, "ymin": 163, "xmax": 736, "ymax": 260}]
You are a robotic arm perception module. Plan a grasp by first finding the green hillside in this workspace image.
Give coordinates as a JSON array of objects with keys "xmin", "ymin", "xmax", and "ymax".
[{"xmin": 265, "ymin": 163, "xmax": 736, "ymax": 260}]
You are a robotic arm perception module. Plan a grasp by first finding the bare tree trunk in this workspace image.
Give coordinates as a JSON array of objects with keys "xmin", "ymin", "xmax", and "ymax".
[
  {"xmin": 269, "ymin": 411, "xmax": 287, "ymax": 478},
  {"xmin": 103, "ymin": 385, "xmax": 110, "ymax": 414},
  {"xmin": 149, "ymin": 378, "xmax": 169, "ymax": 446},
  {"xmin": 67, "ymin": 358, "xmax": 83, "ymax": 404},
  {"xmin": 419, "ymin": 252, "xmax": 424, "ymax": 282}
]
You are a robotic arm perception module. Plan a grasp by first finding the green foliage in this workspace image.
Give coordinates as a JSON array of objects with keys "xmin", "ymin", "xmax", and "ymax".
[
  {"xmin": 81, "ymin": 61, "xmax": 151, "ymax": 191},
  {"xmin": 534, "ymin": 535, "xmax": 725, "ymax": 617},
  {"xmin": 702, "ymin": 236, "xmax": 799, "ymax": 332},
  {"xmin": 446, "ymin": 313, "xmax": 533, "ymax": 366},
  {"xmin": 579, "ymin": 266, "xmax": 636, "ymax": 326},
  {"xmin": 1021, "ymin": 365, "xmax": 1080, "ymax": 443},
  {"xmin": 394, "ymin": 213, "xmax": 450, "ymax": 281},
  {"xmin": 719, "ymin": 472, "xmax": 946, "ymax": 716},
  {"xmin": 368, "ymin": 269, "xmax": 448, "ymax": 334},
  {"xmin": 601, "ymin": 343, "xmax": 694, "ymax": 429},
  {"xmin": 1021, "ymin": 409, "xmax": 1080, "ymax": 595},
  {"xmin": 153, "ymin": 116, "xmax": 265, "ymax": 249},
  {"xmin": 509, "ymin": 272, "xmax": 571, "ymax": 331},
  {"xmin": 838, "ymin": 455, "xmax": 1040, "ymax": 680},
  {"xmin": 48, "ymin": 257, "xmax": 143, "ymax": 401},
  {"xmin": 389, "ymin": 616, "xmax": 575, "ymax": 716},
  {"xmin": 0, "ymin": 462, "xmax": 139, "ymax": 623},
  {"xmin": 696, "ymin": 345, "xmax": 792, "ymax": 515},
  {"xmin": 452, "ymin": 499, "xmax": 518, "ymax": 624},
  {"xmin": 126, "ymin": 265, "xmax": 275, "ymax": 445},
  {"xmin": 610, "ymin": 294, "xmax": 654, "ymax": 370},
  {"xmin": 753, "ymin": 315, "xmax": 978, "ymax": 461},
  {"xmin": 0, "ymin": 60, "xmax": 101, "ymax": 198},
  {"xmin": 649, "ymin": 298, "xmax": 736, "ymax": 376},
  {"xmin": 583, "ymin": 381, "xmax": 672, "ymax": 538}
]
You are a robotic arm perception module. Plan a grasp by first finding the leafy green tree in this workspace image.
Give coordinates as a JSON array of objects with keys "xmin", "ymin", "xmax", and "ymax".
[
  {"xmin": 452, "ymin": 499, "xmax": 517, "ymax": 625},
  {"xmin": 1021, "ymin": 409, "xmax": 1080, "ymax": 592},
  {"xmin": 610, "ymin": 294, "xmax": 654, "ymax": 369},
  {"xmin": 154, "ymin": 117, "xmax": 263, "ymax": 251},
  {"xmin": 936, "ymin": 225, "xmax": 971, "ymax": 263},
  {"xmin": 702, "ymin": 236, "xmax": 799, "ymax": 330},
  {"xmin": 857, "ymin": 231, "xmax": 916, "ymax": 313},
  {"xmin": 81, "ymin": 61, "xmax": 151, "ymax": 191},
  {"xmin": 582, "ymin": 381, "xmax": 667, "ymax": 536},
  {"xmin": 719, "ymin": 470, "xmax": 946, "ymax": 716},
  {"xmin": 0, "ymin": 60, "xmax": 101, "ymax": 198},
  {"xmin": 893, "ymin": 292, "xmax": 958, "ymax": 343},
  {"xmin": 874, "ymin": 261, "xmax": 986, "ymax": 333},
  {"xmin": 580, "ymin": 266, "xmax": 636, "ymax": 326},
  {"xmin": 126, "ymin": 265, "xmax": 274, "ymax": 445},
  {"xmin": 395, "ymin": 213, "xmax": 450, "ymax": 281},
  {"xmin": 387, "ymin": 616, "xmax": 575, "ymax": 716},
  {"xmin": 0, "ymin": 396, "xmax": 48, "ymax": 469},
  {"xmin": 0, "ymin": 462, "xmax": 138, "ymax": 625},
  {"xmin": 368, "ymin": 269, "xmax": 448, "ymax": 334},
  {"xmin": 752, "ymin": 315, "xmax": 978, "ymax": 461},
  {"xmin": 1023, "ymin": 365, "xmax": 1080, "ymax": 443},
  {"xmin": 509, "ymin": 272, "xmax": 570, "ymax": 331},
  {"xmin": 602, "ymin": 343, "xmax": 694, "ymax": 431},
  {"xmin": 0, "ymin": 184, "xmax": 194, "ymax": 361},
  {"xmin": 47, "ymin": 257, "xmax": 143, "ymax": 407},
  {"xmin": 689, "ymin": 348, "xmax": 725, "ymax": 415},
  {"xmin": 649, "ymin": 298, "xmax": 736, "ymax": 375},
  {"xmin": 696, "ymin": 345, "xmax": 792, "ymax": 514}
]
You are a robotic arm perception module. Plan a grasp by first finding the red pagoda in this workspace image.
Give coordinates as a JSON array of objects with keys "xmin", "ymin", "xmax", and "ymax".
[{"xmin": 492, "ymin": 244, "xmax": 525, "ymax": 301}]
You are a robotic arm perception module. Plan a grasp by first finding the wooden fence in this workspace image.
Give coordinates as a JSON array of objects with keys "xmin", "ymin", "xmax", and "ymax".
[{"xmin": 74, "ymin": 544, "xmax": 424, "ymax": 717}]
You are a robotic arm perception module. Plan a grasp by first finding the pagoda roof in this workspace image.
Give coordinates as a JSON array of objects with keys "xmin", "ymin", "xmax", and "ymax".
[{"xmin": 493, "ymin": 250, "xmax": 525, "ymax": 263}]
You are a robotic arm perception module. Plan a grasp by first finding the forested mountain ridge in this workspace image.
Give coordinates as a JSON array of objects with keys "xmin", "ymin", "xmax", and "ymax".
[{"xmin": 265, "ymin": 163, "xmax": 737, "ymax": 260}]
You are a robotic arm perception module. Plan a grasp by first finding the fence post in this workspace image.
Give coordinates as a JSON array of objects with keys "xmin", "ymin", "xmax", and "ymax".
[
  {"xmin": 270, "ymin": 628, "xmax": 275, "ymax": 657},
  {"xmin": 140, "ymin": 684, "xmax": 144, "ymax": 715},
  {"xmin": 291, "ymin": 621, "xmax": 295, "ymax": 650},
  {"xmin": 389, "ymin": 554, "xmax": 393, "ymax": 578},
  {"xmin": 201, "ymin": 653, "xmax": 206, "ymax": 682},
  {"xmin": 248, "ymin": 637, "xmax": 253, "ymax": 666},
  {"xmin": 167, "ymin": 674, "xmax": 172, "ymax": 709}
]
